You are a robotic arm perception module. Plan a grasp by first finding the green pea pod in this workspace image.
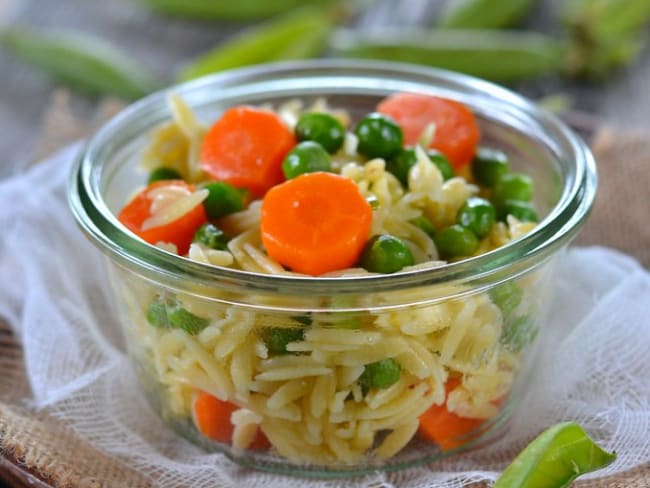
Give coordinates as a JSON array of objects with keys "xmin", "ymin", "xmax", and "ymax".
[
  {"xmin": 494, "ymin": 422, "xmax": 616, "ymax": 488},
  {"xmin": 438, "ymin": 0, "xmax": 537, "ymax": 29},
  {"xmin": 331, "ymin": 29, "xmax": 566, "ymax": 82},
  {"xmin": 0, "ymin": 28, "xmax": 161, "ymax": 100},
  {"xmin": 563, "ymin": 0, "xmax": 650, "ymax": 40},
  {"xmin": 565, "ymin": 33, "xmax": 643, "ymax": 80},
  {"xmin": 179, "ymin": 6, "xmax": 335, "ymax": 81},
  {"xmin": 269, "ymin": 19, "xmax": 333, "ymax": 62},
  {"xmin": 562, "ymin": 0, "xmax": 650, "ymax": 80},
  {"xmin": 136, "ymin": 0, "xmax": 335, "ymax": 21}
]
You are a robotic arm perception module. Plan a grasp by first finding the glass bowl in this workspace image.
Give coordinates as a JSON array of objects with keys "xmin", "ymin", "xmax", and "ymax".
[{"xmin": 69, "ymin": 60, "xmax": 597, "ymax": 477}]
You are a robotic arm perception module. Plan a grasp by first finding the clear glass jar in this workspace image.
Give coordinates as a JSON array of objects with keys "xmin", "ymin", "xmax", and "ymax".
[{"xmin": 69, "ymin": 60, "xmax": 597, "ymax": 477}]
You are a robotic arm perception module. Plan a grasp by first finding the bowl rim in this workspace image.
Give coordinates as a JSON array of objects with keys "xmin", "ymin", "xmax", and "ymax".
[{"xmin": 69, "ymin": 59, "xmax": 597, "ymax": 298}]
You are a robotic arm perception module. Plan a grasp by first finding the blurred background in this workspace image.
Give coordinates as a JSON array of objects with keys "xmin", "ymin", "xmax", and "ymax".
[{"xmin": 0, "ymin": 0, "xmax": 649, "ymax": 178}]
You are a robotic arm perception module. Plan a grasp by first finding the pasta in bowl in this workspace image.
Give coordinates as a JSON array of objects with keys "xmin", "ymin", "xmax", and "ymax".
[{"xmin": 69, "ymin": 60, "xmax": 596, "ymax": 476}]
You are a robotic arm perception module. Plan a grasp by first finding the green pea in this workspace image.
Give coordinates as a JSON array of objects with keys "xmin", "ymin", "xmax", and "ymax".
[
  {"xmin": 360, "ymin": 234, "xmax": 414, "ymax": 274},
  {"xmin": 295, "ymin": 112, "xmax": 345, "ymax": 153},
  {"xmin": 359, "ymin": 358, "xmax": 401, "ymax": 390},
  {"xmin": 328, "ymin": 296, "xmax": 362, "ymax": 329},
  {"xmin": 409, "ymin": 215, "xmax": 436, "ymax": 238},
  {"xmin": 456, "ymin": 196, "xmax": 496, "ymax": 239},
  {"xmin": 471, "ymin": 147, "xmax": 509, "ymax": 187},
  {"xmin": 387, "ymin": 148, "xmax": 454, "ymax": 187},
  {"xmin": 498, "ymin": 199, "xmax": 539, "ymax": 222},
  {"xmin": 200, "ymin": 181, "xmax": 247, "ymax": 219},
  {"xmin": 282, "ymin": 141, "xmax": 331, "ymax": 179},
  {"xmin": 262, "ymin": 327, "xmax": 305, "ymax": 355},
  {"xmin": 292, "ymin": 315, "xmax": 312, "ymax": 326},
  {"xmin": 333, "ymin": 317, "xmax": 362, "ymax": 329},
  {"xmin": 434, "ymin": 224, "xmax": 479, "ymax": 259},
  {"xmin": 147, "ymin": 167, "xmax": 182, "ymax": 184},
  {"xmin": 193, "ymin": 223, "xmax": 229, "ymax": 250},
  {"xmin": 354, "ymin": 113, "xmax": 403, "ymax": 160},
  {"xmin": 167, "ymin": 306, "xmax": 210, "ymax": 336},
  {"xmin": 427, "ymin": 150, "xmax": 455, "ymax": 181},
  {"xmin": 493, "ymin": 172, "xmax": 533, "ymax": 205},
  {"xmin": 489, "ymin": 281, "xmax": 523, "ymax": 319},
  {"xmin": 366, "ymin": 194, "xmax": 380, "ymax": 210},
  {"xmin": 146, "ymin": 300, "xmax": 169, "ymax": 328},
  {"xmin": 501, "ymin": 314, "xmax": 539, "ymax": 353},
  {"xmin": 386, "ymin": 149, "xmax": 415, "ymax": 186}
]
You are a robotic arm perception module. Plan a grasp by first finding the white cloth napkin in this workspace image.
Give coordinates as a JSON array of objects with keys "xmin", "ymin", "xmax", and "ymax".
[{"xmin": 0, "ymin": 144, "xmax": 649, "ymax": 487}]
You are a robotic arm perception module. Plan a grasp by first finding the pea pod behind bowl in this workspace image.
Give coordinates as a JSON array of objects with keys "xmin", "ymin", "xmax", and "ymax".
[
  {"xmin": 179, "ymin": 5, "xmax": 336, "ymax": 81},
  {"xmin": 135, "ymin": 0, "xmax": 337, "ymax": 21},
  {"xmin": 438, "ymin": 0, "xmax": 537, "ymax": 29},
  {"xmin": 330, "ymin": 28, "xmax": 567, "ymax": 83},
  {"xmin": 0, "ymin": 28, "xmax": 160, "ymax": 100}
]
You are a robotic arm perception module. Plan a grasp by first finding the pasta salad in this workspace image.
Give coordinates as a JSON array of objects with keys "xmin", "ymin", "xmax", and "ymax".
[{"xmin": 114, "ymin": 91, "xmax": 542, "ymax": 466}]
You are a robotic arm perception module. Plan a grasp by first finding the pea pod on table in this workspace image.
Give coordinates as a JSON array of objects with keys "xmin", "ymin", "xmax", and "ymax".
[
  {"xmin": 438, "ymin": 0, "xmax": 537, "ymax": 29},
  {"xmin": 136, "ymin": 0, "xmax": 337, "ymax": 21},
  {"xmin": 179, "ymin": 5, "xmax": 335, "ymax": 81},
  {"xmin": 330, "ymin": 29, "xmax": 567, "ymax": 83},
  {"xmin": 494, "ymin": 422, "xmax": 616, "ymax": 488},
  {"xmin": 0, "ymin": 28, "xmax": 160, "ymax": 100},
  {"xmin": 563, "ymin": 0, "xmax": 650, "ymax": 41},
  {"xmin": 562, "ymin": 0, "xmax": 650, "ymax": 79}
]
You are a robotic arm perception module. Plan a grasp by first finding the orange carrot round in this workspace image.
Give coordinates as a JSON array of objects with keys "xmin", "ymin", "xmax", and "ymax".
[
  {"xmin": 200, "ymin": 106, "xmax": 296, "ymax": 198},
  {"xmin": 260, "ymin": 172, "xmax": 372, "ymax": 276},
  {"xmin": 193, "ymin": 391, "xmax": 269, "ymax": 450},
  {"xmin": 377, "ymin": 93, "xmax": 480, "ymax": 170},
  {"xmin": 418, "ymin": 379, "xmax": 485, "ymax": 451},
  {"xmin": 193, "ymin": 391, "xmax": 238, "ymax": 443},
  {"xmin": 117, "ymin": 180, "xmax": 207, "ymax": 254}
]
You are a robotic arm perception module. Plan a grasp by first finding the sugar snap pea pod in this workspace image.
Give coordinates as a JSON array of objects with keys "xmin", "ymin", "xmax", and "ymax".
[
  {"xmin": 0, "ymin": 28, "xmax": 160, "ymax": 100},
  {"xmin": 562, "ymin": 0, "xmax": 650, "ymax": 79},
  {"xmin": 494, "ymin": 422, "xmax": 616, "ymax": 488},
  {"xmin": 438, "ymin": 0, "xmax": 537, "ymax": 29},
  {"xmin": 565, "ymin": 33, "xmax": 642, "ymax": 80},
  {"xmin": 269, "ymin": 18, "xmax": 333, "ymax": 62},
  {"xmin": 563, "ymin": 0, "xmax": 650, "ymax": 39},
  {"xmin": 179, "ymin": 6, "xmax": 335, "ymax": 81},
  {"xmin": 136, "ymin": 0, "xmax": 335, "ymax": 21},
  {"xmin": 330, "ymin": 29, "xmax": 566, "ymax": 82}
]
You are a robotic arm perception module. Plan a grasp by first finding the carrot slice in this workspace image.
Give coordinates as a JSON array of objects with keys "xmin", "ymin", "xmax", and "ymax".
[
  {"xmin": 377, "ymin": 93, "xmax": 480, "ymax": 169},
  {"xmin": 260, "ymin": 172, "xmax": 372, "ymax": 275},
  {"xmin": 248, "ymin": 429, "xmax": 271, "ymax": 451},
  {"xmin": 418, "ymin": 379, "xmax": 487, "ymax": 451},
  {"xmin": 117, "ymin": 180, "xmax": 207, "ymax": 254},
  {"xmin": 193, "ymin": 391, "xmax": 238, "ymax": 443},
  {"xmin": 200, "ymin": 106, "xmax": 296, "ymax": 198},
  {"xmin": 193, "ymin": 391, "xmax": 269, "ymax": 450}
]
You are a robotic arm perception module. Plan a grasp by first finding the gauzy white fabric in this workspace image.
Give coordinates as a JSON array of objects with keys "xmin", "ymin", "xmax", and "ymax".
[{"xmin": 0, "ymin": 144, "xmax": 648, "ymax": 488}]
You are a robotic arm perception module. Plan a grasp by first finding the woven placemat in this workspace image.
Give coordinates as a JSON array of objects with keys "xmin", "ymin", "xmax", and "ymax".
[{"xmin": 0, "ymin": 91, "xmax": 648, "ymax": 487}]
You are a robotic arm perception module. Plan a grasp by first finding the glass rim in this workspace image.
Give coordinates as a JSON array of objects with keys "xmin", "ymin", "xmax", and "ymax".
[{"xmin": 69, "ymin": 59, "xmax": 597, "ymax": 296}]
